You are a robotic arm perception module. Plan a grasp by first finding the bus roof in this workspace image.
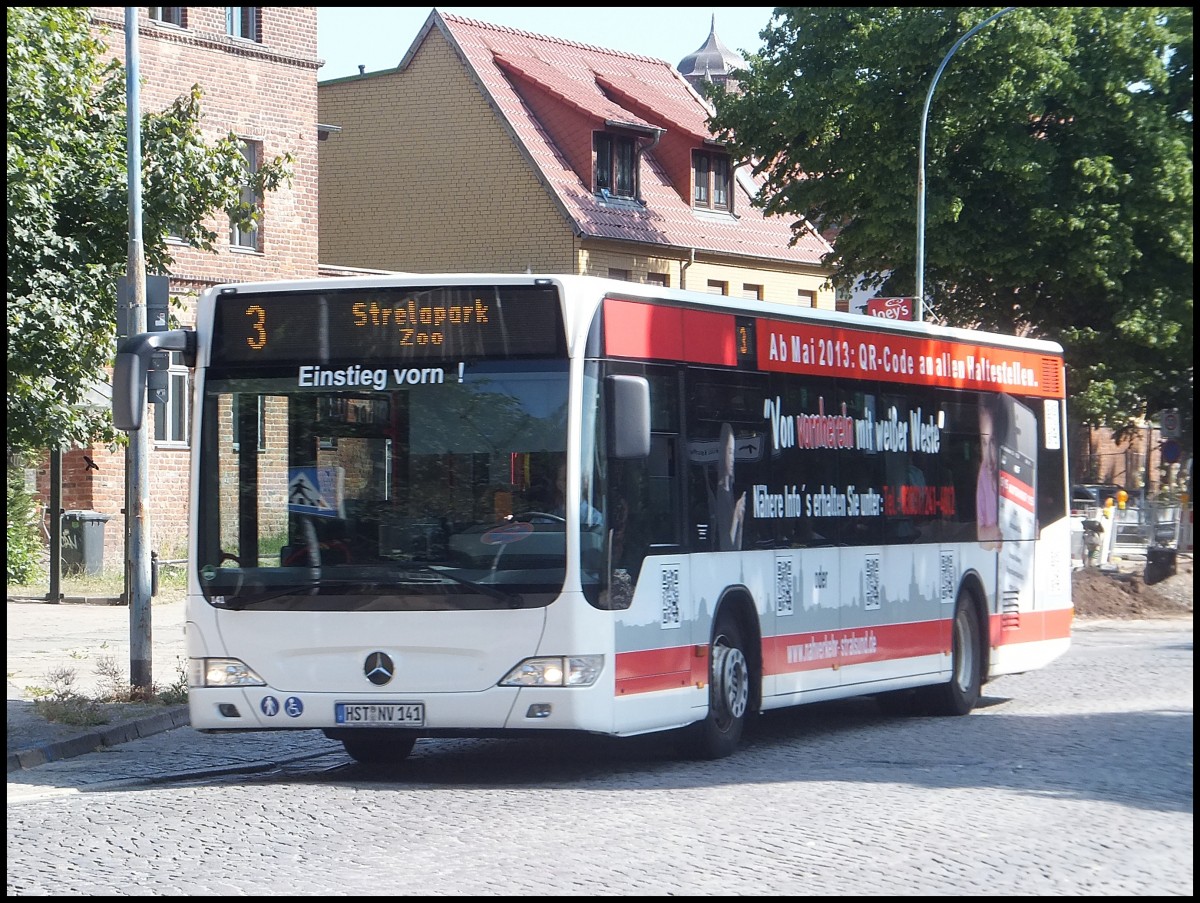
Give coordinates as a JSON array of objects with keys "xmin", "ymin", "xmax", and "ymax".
[{"xmin": 199, "ymin": 272, "xmax": 1064, "ymax": 357}]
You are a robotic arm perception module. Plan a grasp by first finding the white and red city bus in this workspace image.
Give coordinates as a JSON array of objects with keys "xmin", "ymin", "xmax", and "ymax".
[{"xmin": 113, "ymin": 274, "xmax": 1073, "ymax": 763}]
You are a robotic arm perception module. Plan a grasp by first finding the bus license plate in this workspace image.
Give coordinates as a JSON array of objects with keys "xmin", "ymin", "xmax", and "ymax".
[{"xmin": 335, "ymin": 702, "xmax": 425, "ymax": 726}]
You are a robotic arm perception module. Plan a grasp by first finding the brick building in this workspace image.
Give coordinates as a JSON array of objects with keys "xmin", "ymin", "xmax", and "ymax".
[
  {"xmin": 32, "ymin": 7, "xmax": 323, "ymax": 568},
  {"xmin": 1071, "ymin": 422, "xmax": 1175, "ymax": 497}
]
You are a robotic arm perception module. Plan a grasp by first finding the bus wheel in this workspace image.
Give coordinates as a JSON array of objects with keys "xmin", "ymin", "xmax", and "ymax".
[
  {"xmin": 688, "ymin": 614, "xmax": 750, "ymax": 759},
  {"xmin": 923, "ymin": 593, "xmax": 982, "ymax": 716},
  {"xmin": 337, "ymin": 730, "xmax": 417, "ymax": 765}
]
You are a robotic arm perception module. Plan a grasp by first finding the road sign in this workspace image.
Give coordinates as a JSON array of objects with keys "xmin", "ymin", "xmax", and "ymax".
[
  {"xmin": 287, "ymin": 466, "xmax": 344, "ymax": 518},
  {"xmin": 1161, "ymin": 439, "xmax": 1181, "ymax": 465}
]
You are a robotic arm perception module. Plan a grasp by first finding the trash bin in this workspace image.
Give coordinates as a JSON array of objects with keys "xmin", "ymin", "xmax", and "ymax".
[
  {"xmin": 1144, "ymin": 544, "xmax": 1178, "ymax": 586},
  {"xmin": 61, "ymin": 510, "xmax": 111, "ymax": 576}
]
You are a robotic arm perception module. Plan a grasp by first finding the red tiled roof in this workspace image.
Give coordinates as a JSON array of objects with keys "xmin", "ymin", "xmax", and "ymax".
[{"xmin": 434, "ymin": 12, "xmax": 831, "ymax": 266}]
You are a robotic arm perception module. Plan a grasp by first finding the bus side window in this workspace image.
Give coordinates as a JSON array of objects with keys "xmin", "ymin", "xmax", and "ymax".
[
  {"xmin": 608, "ymin": 437, "xmax": 677, "ymax": 579},
  {"xmin": 608, "ymin": 460, "xmax": 646, "ymax": 578},
  {"xmin": 646, "ymin": 436, "xmax": 679, "ymax": 548}
]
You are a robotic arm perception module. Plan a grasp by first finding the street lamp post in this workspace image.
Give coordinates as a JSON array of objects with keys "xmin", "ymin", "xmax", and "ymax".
[{"xmin": 915, "ymin": 7, "xmax": 1015, "ymax": 323}]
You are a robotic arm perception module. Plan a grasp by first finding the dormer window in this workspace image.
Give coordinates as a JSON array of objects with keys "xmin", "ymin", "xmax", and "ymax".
[
  {"xmin": 594, "ymin": 133, "xmax": 637, "ymax": 199},
  {"xmin": 693, "ymin": 150, "xmax": 731, "ymax": 212}
]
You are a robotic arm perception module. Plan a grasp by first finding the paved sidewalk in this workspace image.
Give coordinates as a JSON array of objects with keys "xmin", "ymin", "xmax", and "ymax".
[{"xmin": 6, "ymin": 596, "xmax": 190, "ymax": 773}]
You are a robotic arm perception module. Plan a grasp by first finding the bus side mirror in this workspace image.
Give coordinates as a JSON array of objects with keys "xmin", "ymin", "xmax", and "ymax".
[
  {"xmin": 112, "ymin": 329, "xmax": 196, "ymax": 431},
  {"xmin": 607, "ymin": 374, "xmax": 650, "ymax": 459}
]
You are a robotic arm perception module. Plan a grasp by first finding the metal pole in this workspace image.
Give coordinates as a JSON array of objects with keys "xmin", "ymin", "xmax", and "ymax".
[
  {"xmin": 124, "ymin": 8, "xmax": 153, "ymax": 697},
  {"xmin": 915, "ymin": 7, "xmax": 1015, "ymax": 323},
  {"xmin": 47, "ymin": 449, "xmax": 63, "ymax": 603}
]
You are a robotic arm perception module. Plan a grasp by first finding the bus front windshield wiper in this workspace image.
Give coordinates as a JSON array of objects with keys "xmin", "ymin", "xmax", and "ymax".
[
  {"xmin": 208, "ymin": 578, "xmax": 320, "ymax": 610},
  {"xmin": 203, "ymin": 566, "xmax": 523, "ymax": 609},
  {"xmin": 395, "ymin": 564, "xmax": 523, "ymax": 607}
]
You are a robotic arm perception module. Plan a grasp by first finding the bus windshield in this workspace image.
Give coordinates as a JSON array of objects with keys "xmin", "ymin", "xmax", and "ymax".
[
  {"xmin": 197, "ymin": 363, "xmax": 571, "ymax": 609},
  {"xmin": 194, "ymin": 283, "xmax": 576, "ymax": 611}
]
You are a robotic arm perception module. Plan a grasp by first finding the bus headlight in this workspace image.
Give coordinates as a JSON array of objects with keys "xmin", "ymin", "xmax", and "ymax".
[
  {"xmin": 499, "ymin": 655, "xmax": 603, "ymax": 687},
  {"xmin": 189, "ymin": 657, "xmax": 267, "ymax": 688}
]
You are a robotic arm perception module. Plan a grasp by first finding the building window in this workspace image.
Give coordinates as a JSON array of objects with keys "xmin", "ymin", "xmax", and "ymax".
[
  {"xmin": 226, "ymin": 7, "xmax": 260, "ymax": 42},
  {"xmin": 646, "ymin": 272, "xmax": 669, "ymax": 288},
  {"xmin": 230, "ymin": 139, "xmax": 261, "ymax": 250},
  {"xmin": 742, "ymin": 284, "xmax": 763, "ymax": 301},
  {"xmin": 608, "ymin": 268, "xmax": 632, "ymax": 282},
  {"xmin": 594, "ymin": 133, "xmax": 637, "ymax": 199},
  {"xmin": 231, "ymin": 394, "xmax": 266, "ymax": 452},
  {"xmin": 154, "ymin": 352, "xmax": 191, "ymax": 446},
  {"xmin": 693, "ymin": 151, "xmax": 732, "ymax": 211},
  {"xmin": 797, "ymin": 290, "xmax": 816, "ymax": 308},
  {"xmin": 149, "ymin": 7, "xmax": 186, "ymax": 27},
  {"xmin": 707, "ymin": 280, "xmax": 728, "ymax": 296}
]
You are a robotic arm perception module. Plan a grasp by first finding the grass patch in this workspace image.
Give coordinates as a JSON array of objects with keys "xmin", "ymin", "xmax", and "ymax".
[
  {"xmin": 25, "ymin": 653, "xmax": 189, "ymax": 726},
  {"xmin": 7, "ymin": 559, "xmax": 187, "ymax": 603}
]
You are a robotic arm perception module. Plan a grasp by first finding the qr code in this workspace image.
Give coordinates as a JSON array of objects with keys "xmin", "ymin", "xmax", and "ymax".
[
  {"xmin": 660, "ymin": 565, "xmax": 681, "ymax": 629},
  {"xmin": 864, "ymin": 554, "xmax": 881, "ymax": 610},
  {"xmin": 776, "ymin": 559, "xmax": 794, "ymax": 616},
  {"xmin": 940, "ymin": 552, "xmax": 956, "ymax": 603}
]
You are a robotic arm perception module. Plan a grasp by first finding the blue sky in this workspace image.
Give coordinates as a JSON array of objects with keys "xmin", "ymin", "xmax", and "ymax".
[{"xmin": 316, "ymin": 7, "xmax": 776, "ymax": 82}]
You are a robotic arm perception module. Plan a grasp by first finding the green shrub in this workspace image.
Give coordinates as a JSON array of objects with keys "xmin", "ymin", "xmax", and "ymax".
[{"xmin": 6, "ymin": 462, "xmax": 43, "ymax": 584}]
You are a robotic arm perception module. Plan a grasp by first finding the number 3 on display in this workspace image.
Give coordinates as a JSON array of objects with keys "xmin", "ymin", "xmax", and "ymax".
[{"xmin": 245, "ymin": 304, "xmax": 267, "ymax": 350}]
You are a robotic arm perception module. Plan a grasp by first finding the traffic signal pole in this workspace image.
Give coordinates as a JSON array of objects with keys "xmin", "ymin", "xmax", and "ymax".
[{"xmin": 124, "ymin": 8, "xmax": 153, "ymax": 697}]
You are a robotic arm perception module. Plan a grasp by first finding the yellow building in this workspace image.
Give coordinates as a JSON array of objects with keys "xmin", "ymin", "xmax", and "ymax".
[{"xmin": 317, "ymin": 10, "xmax": 836, "ymax": 307}]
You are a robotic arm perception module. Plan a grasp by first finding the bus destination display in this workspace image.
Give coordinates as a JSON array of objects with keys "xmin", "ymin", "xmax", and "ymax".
[{"xmin": 211, "ymin": 284, "xmax": 566, "ymax": 365}]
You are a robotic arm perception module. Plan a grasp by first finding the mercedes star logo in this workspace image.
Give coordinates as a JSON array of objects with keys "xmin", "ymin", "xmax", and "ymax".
[{"xmin": 363, "ymin": 651, "xmax": 395, "ymax": 686}]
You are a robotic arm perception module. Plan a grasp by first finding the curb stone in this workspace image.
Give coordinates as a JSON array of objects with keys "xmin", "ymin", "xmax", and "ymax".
[{"xmin": 7, "ymin": 705, "xmax": 190, "ymax": 774}]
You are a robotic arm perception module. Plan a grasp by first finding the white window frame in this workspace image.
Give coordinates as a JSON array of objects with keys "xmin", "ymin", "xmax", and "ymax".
[
  {"xmin": 154, "ymin": 352, "xmax": 191, "ymax": 447},
  {"xmin": 230, "ymin": 139, "xmax": 261, "ymax": 250},
  {"xmin": 226, "ymin": 7, "xmax": 260, "ymax": 42},
  {"xmin": 231, "ymin": 394, "xmax": 266, "ymax": 453},
  {"xmin": 149, "ymin": 7, "xmax": 185, "ymax": 27}
]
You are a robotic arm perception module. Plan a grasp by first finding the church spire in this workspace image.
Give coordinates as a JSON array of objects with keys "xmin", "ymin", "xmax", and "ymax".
[{"xmin": 676, "ymin": 15, "xmax": 747, "ymax": 91}]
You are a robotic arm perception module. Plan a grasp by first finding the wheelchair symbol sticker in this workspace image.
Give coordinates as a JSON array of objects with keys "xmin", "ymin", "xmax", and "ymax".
[{"xmin": 284, "ymin": 696, "xmax": 304, "ymax": 718}]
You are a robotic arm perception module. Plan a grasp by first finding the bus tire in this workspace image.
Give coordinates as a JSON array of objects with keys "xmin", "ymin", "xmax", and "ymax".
[
  {"xmin": 687, "ymin": 613, "xmax": 750, "ymax": 759},
  {"xmin": 337, "ymin": 730, "xmax": 417, "ymax": 765},
  {"xmin": 922, "ymin": 592, "xmax": 982, "ymax": 716}
]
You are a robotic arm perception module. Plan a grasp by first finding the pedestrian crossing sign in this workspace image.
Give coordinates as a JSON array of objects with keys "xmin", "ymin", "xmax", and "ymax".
[{"xmin": 287, "ymin": 466, "xmax": 344, "ymax": 518}]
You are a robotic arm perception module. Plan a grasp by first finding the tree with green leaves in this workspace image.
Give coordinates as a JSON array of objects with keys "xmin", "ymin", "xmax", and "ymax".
[
  {"xmin": 6, "ymin": 6, "xmax": 293, "ymax": 457},
  {"xmin": 708, "ymin": 7, "xmax": 1192, "ymax": 439}
]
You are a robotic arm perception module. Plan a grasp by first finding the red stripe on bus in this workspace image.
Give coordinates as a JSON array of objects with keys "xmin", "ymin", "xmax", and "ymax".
[
  {"xmin": 756, "ymin": 318, "xmax": 1065, "ymax": 398},
  {"xmin": 615, "ymin": 609, "xmax": 1073, "ymax": 696},
  {"xmin": 602, "ymin": 298, "xmax": 1064, "ymax": 398},
  {"xmin": 988, "ymin": 606, "xmax": 1074, "ymax": 646},
  {"xmin": 614, "ymin": 645, "xmax": 697, "ymax": 695},
  {"xmin": 763, "ymin": 620, "xmax": 948, "ymax": 674},
  {"xmin": 603, "ymin": 299, "xmax": 737, "ymax": 365}
]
